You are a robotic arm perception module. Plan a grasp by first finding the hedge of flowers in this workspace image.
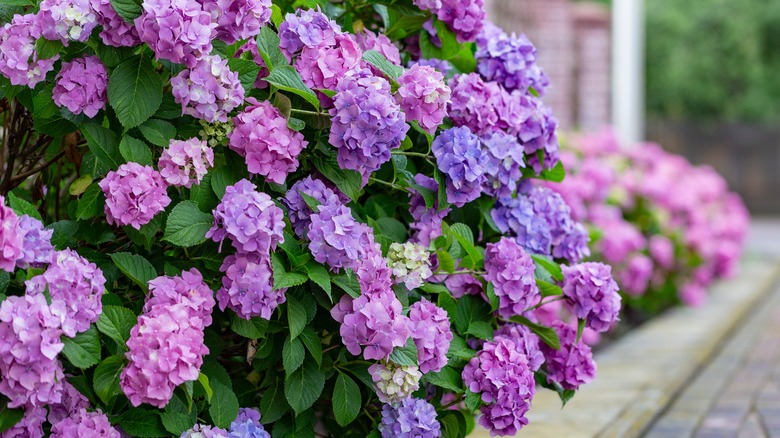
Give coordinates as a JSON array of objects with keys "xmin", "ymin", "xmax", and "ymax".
[{"xmin": 0, "ymin": 0, "xmax": 626, "ymax": 436}]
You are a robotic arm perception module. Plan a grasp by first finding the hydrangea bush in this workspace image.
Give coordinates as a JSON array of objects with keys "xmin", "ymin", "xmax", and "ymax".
[{"xmin": 0, "ymin": 0, "xmax": 627, "ymax": 436}]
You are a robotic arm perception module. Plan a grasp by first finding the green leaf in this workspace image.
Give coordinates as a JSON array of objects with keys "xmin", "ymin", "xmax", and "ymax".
[
  {"xmin": 80, "ymin": 123, "xmax": 121, "ymax": 170},
  {"xmin": 96, "ymin": 44, "xmax": 135, "ymax": 69},
  {"xmin": 440, "ymin": 411, "xmax": 467, "ymax": 438},
  {"xmin": 445, "ymin": 335, "xmax": 476, "ymax": 361},
  {"xmin": 138, "ymin": 119, "xmax": 176, "ymax": 147},
  {"xmin": 110, "ymin": 252, "xmax": 156, "ymax": 292},
  {"xmin": 375, "ymin": 217, "xmax": 407, "ymax": 242},
  {"xmin": 331, "ymin": 271, "xmax": 361, "ymax": 298},
  {"xmin": 110, "ymin": 0, "xmax": 142, "ymax": 22},
  {"xmin": 419, "ymin": 18, "xmax": 460, "ymax": 60},
  {"xmin": 75, "ymin": 183, "xmax": 105, "ymax": 220},
  {"xmin": 436, "ymin": 250, "xmax": 456, "ymax": 274},
  {"xmin": 161, "ymin": 411, "xmax": 195, "ymax": 436},
  {"xmin": 299, "ymin": 326, "xmax": 322, "ymax": 366},
  {"xmin": 537, "ymin": 279, "xmax": 563, "ymax": 297},
  {"xmin": 283, "ymin": 335, "xmax": 305, "ymax": 375},
  {"xmin": 408, "ymin": 180, "xmax": 437, "ymax": 209},
  {"xmin": 299, "ymin": 192, "xmax": 322, "ymax": 210},
  {"xmin": 254, "ymin": 26, "xmax": 288, "ymax": 69},
  {"xmin": 449, "ymin": 223, "xmax": 482, "ymax": 268},
  {"xmin": 260, "ymin": 377, "xmax": 290, "ymax": 424},
  {"xmin": 48, "ymin": 220, "xmax": 79, "ymax": 249},
  {"xmin": 229, "ymin": 313, "xmax": 268, "ymax": 339},
  {"xmin": 61, "ymin": 325, "xmax": 101, "ymax": 369},
  {"xmin": 421, "ymin": 366, "xmax": 463, "ymax": 393},
  {"xmin": 264, "ymin": 66, "xmax": 320, "ymax": 109},
  {"xmin": 97, "ymin": 305, "xmax": 137, "ymax": 347},
  {"xmin": 272, "ymin": 253, "xmax": 308, "ymax": 291},
  {"xmin": 93, "ymin": 355, "xmax": 125, "ymax": 404},
  {"xmin": 454, "ymin": 295, "xmax": 493, "ymax": 338},
  {"xmin": 209, "ymin": 380, "xmax": 240, "ymax": 429},
  {"xmin": 362, "ymin": 50, "xmax": 403, "ymax": 79},
  {"xmin": 312, "ymin": 152, "xmax": 362, "ymax": 202},
  {"xmin": 531, "ymin": 254, "xmax": 564, "ymax": 282},
  {"xmin": 119, "ymin": 135, "xmax": 153, "ymax": 166},
  {"xmin": 7, "ymin": 192, "xmax": 41, "ymax": 221},
  {"xmin": 197, "ymin": 373, "xmax": 213, "ymax": 402},
  {"xmin": 284, "ymin": 359, "xmax": 325, "ymax": 415},
  {"xmin": 0, "ymin": 271, "xmax": 9, "ymax": 295},
  {"xmin": 577, "ymin": 318, "xmax": 586, "ymax": 343},
  {"xmin": 119, "ymin": 409, "xmax": 167, "ymax": 437},
  {"xmin": 539, "ymin": 161, "xmax": 566, "ymax": 183},
  {"xmin": 304, "ymin": 262, "xmax": 331, "ymax": 299},
  {"xmin": 464, "ymin": 390, "xmax": 483, "ymax": 413},
  {"xmin": 108, "ymin": 55, "xmax": 163, "ymax": 129},
  {"xmin": 511, "ymin": 315, "xmax": 561, "ymax": 350},
  {"xmin": 286, "ymin": 295, "xmax": 306, "ymax": 340},
  {"xmin": 227, "ymin": 58, "xmax": 261, "ymax": 94},
  {"xmin": 210, "ymin": 166, "xmax": 242, "ymax": 199},
  {"xmin": 163, "ymin": 201, "xmax": 212, "ymax": 247},
  {"xmin": 68, "ymin": 175, "xmax": 93, "ymax": 196},
  {"xmin": 389, "ymin": 337, "xmax": 418, "ymax": 366},
  {"xmin": 288, "ymin": 117, "xmax": 305, "ymax": 131},
  {"xmin": 34, "ymin": 37, "xmax": 62, "ymax": 59},
  {"xmin": 332, "ymin": 373, "xmax": 361, "ymax": 426},
  {"xmin": 0, "ymin": 402, "xmax": 23, "ymax": 434}
]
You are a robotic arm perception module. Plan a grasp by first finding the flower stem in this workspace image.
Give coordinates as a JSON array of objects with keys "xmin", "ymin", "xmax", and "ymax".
[
  {"xmin": 392, "ymin": 150, "xmax": 433, "ymax": 159},
  {"xmin": 526, "ymin": 296, "xmax": 567, "ymax": 312},
  {"xmin": 368, "ymin": 177, "xmax": 406, "ymax": 192}
]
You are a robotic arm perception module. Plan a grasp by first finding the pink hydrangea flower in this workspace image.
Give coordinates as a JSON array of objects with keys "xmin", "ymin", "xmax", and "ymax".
[
  {"xmin": 53, "ymin": 56, "xmax": 108, "ymax": 118},
  {"xmin": 47, "ymin": 381, "xmax": 89, "ymax": 424},
  {"xmin": 171, "ymin": 55, "xmax": 245, "ymax": 123},
  {"xmin": 134, "ymin": 0, "xmax": 216, "ymax": 67},
  {"xmin": 15, "ymin": 215, "xmax": 54, "ymax": 269},
  {"xmin": 337, "ymin": 289, "xmax": 411, "ymax": 360},
  {"xmin": 144, "ymin": 268, "xmax": 216, "ymax": 328},
  {"xmin": 229, "ymin": 98, "xmax": 308, "ymax": 184},
  {"xmin": 296, "ymin": 33, "xmax": 362, "ymax": 92},
  {"xmin": 207, "ymin": 0, "xmax": 272, "ymax": 44},
  {"xmin": 217, "ymin": 252, "xmax": 283, "ymax": 320},
  {"xmin": 158, "ymin": 138, "xmax": 214, "ymax": 188},
  {"xmin": 540, "ymin": 322, "xmax": 596, "ymax": 390},
  {"xmin": 307, "ymin": 201, "xmax": 374, "ymax": 272},
  {"xmin": 38, "ymin": 0, "xmax": 98, "ymax": 44},
  {"xmin": 396, "ymin": 64, "xmax": 450, "ymax": 134},
  {"xmin": 562, "ymin": 262, "xmax": 621, "ymax": 333},
  {"xmin": 484, "ymin": 237, "xmax": 539, "ymax": 319},
  {"xmin": 50, "ymin": 408, "xmax": 120, "ymax": 437},
  {"xmin": 90, "ymin": 0, "xmax": 141, "ymax": 46},
  {"xmin": 283, "ymin": 176, "xmax": 348, "ymax": 237},
  {"xmin": 278, "ymin": 7, "xmax": 341, "ymax": 58},
  {"xmin": 99, "ymin": 163, "xmax": 171, "ymax": 230},
  {"xmin": 0, "ymin": 14, "xmax": 59, "ymax": 88},
  {"xmin": 0, "ymin": 196, "xmax": 22, "ymax": 272},
  {"xmin": 409, "ymin": 299, "xmax": 452, "ymax": 373}
]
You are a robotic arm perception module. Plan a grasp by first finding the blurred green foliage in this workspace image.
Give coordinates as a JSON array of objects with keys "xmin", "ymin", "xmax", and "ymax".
[{"xmin": 646, "ymin": 0, "xmax": 780, "ymax": 121}]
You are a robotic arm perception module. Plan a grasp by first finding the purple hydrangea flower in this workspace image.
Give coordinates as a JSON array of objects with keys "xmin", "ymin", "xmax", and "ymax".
[
  {"xmin": 145, "ymin": 268, "xmax": 216, "ymax": 329},
  {"xmin": 0, "ymin": 14, "xmax": 59, "ymax": 88},
  {"xmin": 2, "ymin": 405, "xmax": 46, "ymax": 438},
  {"xmin": 158, "ymin": 138, "xmax": 214, "ymax": 188},
  {"xmin": 514, "ymin": 95, "xmax": 560, "ymax": 173},
  {"xmin": 649, "ymin": 235, "xmax": 674, "ymax": 270},
  {"xmin": 229, "ymin": 98, "xmax": 308, "ymax": 184},
  {"xmin": 484, "ymin": 237, "xmax": 539, "ymax": 318},
  {"xmin": 90, "ymin": 0, "xmax": 142, "ymax": 46},
  {"xmin": 307, "ymin": 201, "xmax": 374, "ymax": 272},
  {"xmin": 50, "ymin": 408, "xmax": 120, "ymax": 437},
  {"xmin": 619, "ymin": 254, "xmax": 653, "ymax": 297},
  {"xmin": 396, "ymin": 64, "xmax": 450, "ymax": 134},
  {"xmin": 47, "ymin": 381, "xmax": 89, "ymax": 424},
  {"xmin": 481, "ymin": 131, "xmax": 526, "ymax": 197},
  {"xmin": 26, "ymin": 249, "xmax": 106, "ymax": 337},
  {"xmin": 296, "ymin": 33, "xmax": 362, "ymax": 93},
  {"xmin": 408, "ymin": 174, "xmax": 451, "ymax": 246},
  {"xmin": 443, "ymin": 274, "xmax": 482, "ymax": 298},
  {"xmin": 15, "ymin": 215, "xmax": 54, "ymax": 270},
  {"xmin": 494, "ymin": 324, "xmax": 544, "ymax": 371},
  {"xmin": 38, "ymin": 0, "xmax": 98, "ymax": 44},
  {"xmin": 540, "ymin": 322, "xmax": 596, "ymax": 390},
  {"xmin": 409, "ymin": 299, "xmax": 452, "ymax": 373},
  {"xmin": 369, "ymin": 362, "xmax": 422, "ymax": 404},
  {"xmin": 432, "ymin": 126, "xmax": 488, "ymax": 207},
  {"xmin": 228, "ymin": 408, "xmax": 270, "ymax": 438},
  {"xmin": 462, "ymin": 337, "xmax": 535, "ymax": 436},
  {"xmin": 278, "ymin": 7, "xmax": 341, "ymax": 58},
  {"xmin": 206, "ymin": 0, "xmax": 272, "ymax": 44},
  {"xmin": 217, "ymin": 252, "xmax": 284, "ymax": 320},
  {"xmin": 357, "ymin": 29, "xmax": 401, "ymax": 77},
  {"xmin": 99, "ymin": 163, "xmax": 171, "ymax": 230},
  {"xmin": 410, "ymin": 58, "xmax": 453, "ymax": 76},
  {"xmin": 380, "ymin": 398, "xmax": 441, "ymax": 438},
  {"xmin": 337, "ymin": 288, "xmax": 411, "ymax": 360},
  {"xmin": 0, "ymin": 294, "xmax": 65, "ymax": 408},
  {"xmin": 438, "ymin": 0, "xmax": 485, "ymax": 43},
  {"xmin": 134, "ymin": 0, "xmax": 216, "ymax": 67},
  {"xmin": 476, "ymin": 21, "xmax": 549, "ymax": 96},
  {"xmin": 53, "ymin": 56, "xmax": 108, "ymax": 118},
  {"xmin": 121, "ymin": 304, "xmax": 209, "ymax": 408},
  {"xmin": 207, "ymin": 179, "xmax": 285, "ymax": 254},
  {"xmin": 181, "ymin": 425, "xmax": 229, "ymax": 438},
  {"xmin": 283, "ymin": 176, "xmax": 348, "ymax": 237},
  {"xmin": 0, "ymin": 196, "xmax": 22, "ymax": 272},
  {"xmin": 447, "ymin": 73, "xmax": 502, "ymax": 135},
  {"xmin": 171, "ymin": 55, "xmax": 245, "ymax": 123}
]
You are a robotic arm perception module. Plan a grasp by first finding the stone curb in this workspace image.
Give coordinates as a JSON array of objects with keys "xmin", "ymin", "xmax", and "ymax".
[{"xmin": 468, "ymin": 256, "xmax": 780, "ymax": 438}]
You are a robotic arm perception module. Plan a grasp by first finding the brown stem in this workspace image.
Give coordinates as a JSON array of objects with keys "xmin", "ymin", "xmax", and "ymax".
[{"xmin": 10, "ymin": 150, "xmax": 66, "ymax": 183}]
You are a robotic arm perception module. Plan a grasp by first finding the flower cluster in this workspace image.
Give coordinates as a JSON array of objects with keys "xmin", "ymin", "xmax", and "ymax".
[
  {"xmin": 379, "ymin": 398, "xmax": 441, "ymax": 438},
  {"xmin": 53, "ymin": 55, "xmax": 108, "ymax": 118},
  {"xmin": 228, "ymin": 408, "xmax": 270, "ymax": 438},
  {"xmin": 308, "ymin": 201, "xmax": 373, "ymax": 272},
  {"xmin": 414, "ymin": 0, "xmax": 485, "ymax": 42},
  {"xmin": 47, "ymin": 381, "xmax": 89, "ymax": 424},
  {"xmin": 134, "ymin": 0, "xmax": 216, "ymax": 67},
  {"xmin": 181, "ymin": 425, "xmax": 229, "ymax": 437},
  {"xmin": 386, "ymin": 242, "xmax": 433, "ymax": 290},
  {"xmin": 171, "ymin": 55, "xmax": 245, "ymax": 123},
  {"xmin": 476, "ymin": 21, "xmax": 549, "ymax": 96},
  {"xmin": 432, "ymin": 126, "xmax": 489, "ymax": 206},
  {"xmin": 50, "ymin": 408, "xmax": 119, "ymax": 437},
  {"xmin": 229, "ymin": 98, "xmax": 308, "ymax": 184},
  {"xmin": 158, "ymin": 138, "xmax": 214, "ymax": 188},
  {"xmin": 408, "ymin": 174, "xmax": 451, "ymax": 246},
  {"xmin": 296, "ymin": 33, "xmax": 363, "ymax": 93},
  {"xmin": 396, "ymin": 64, "xmax": 451, "ymax": 134},
  {"xmin": 278, "ymin": 7, "xmax": 341, "ymax": 57},
  {"xmin": 3, "ymin": 405, "xmax": 47, "ymax": 437},
  {"xmin": 0, "ymin": 14, "xmax": 58, "ymax": 88},
  {"xmin": 0, "ymin": 197, "xmax": 22, "ymax": 272},
  {"xmin": 283, "ymin": 176, "xmax": 348, "ymax": 237},
  {"xmin": 217, "ymin": 252, "xmax": 282, "ymax": 320},
  {"xmin": 481, "ymin": 131, "xmax": 526, "ymax": 197},
  {"xmin": 208, "ymin": 0, "xmax": 272, "ymax": 44},
  {"xmin": 90, "ymin": 0, "xmax": 141, "ymax": 46},
  {"xmin": 540, "ymin": 322, "xmax": 597, "ymax": 390},
  {"xmin": 369, "ymin": 362, "xmax": 422, "ymax": 404},
  {"xmin": 561, "ymin": 262, "xmax": 621, "ymax": 333},
  {"xmin": 494, "ymin": 324, "xmax": 544, "ymax": 372},
  {"xmin": 38, "ymin": 0, "xmax": 97, "ymax": 44},
  {"xmin": 99, "ymin": 162, "xmax": 171, "ymax": 230},
  {"xmin": 409, "ymin": 299, "xmax": 452, "ymax": 374},
  {"xmin": 484, "ymin": 237, "xmax": 539, "ymax": 318}
]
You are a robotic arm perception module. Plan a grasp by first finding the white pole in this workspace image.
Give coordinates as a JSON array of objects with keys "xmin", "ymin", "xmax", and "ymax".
[{"xmin": 611, "ymin": 0, "xmax": 644, "ymax": 146}]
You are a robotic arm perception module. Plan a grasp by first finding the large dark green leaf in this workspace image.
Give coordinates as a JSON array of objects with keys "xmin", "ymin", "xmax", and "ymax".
[
  {"xmin": 264, "ymin": 66, "xmax": 320, "ymax": 109},
  {"xmin": 163, "ymin": 201, "xmax": 213, "ymax": 247},
  {"xmin": 110, "ymin": 252, "xmax": 156, "ymax": 292},
  {"xmin": 93, "ymin": 355, "xmax": 125, "ymax": 404},
  {"xmin": 96, "ymin": 305, "xmax": 137, "ymax": 347},
  {"xmin": 108, "ymin": 56, "xmax": 163, "ymax": 129},
  {"xmin": 61, "ymin": 326, "xmax": 101, "ymax": 369},
  {"xmin": 80, "ymin": 123, "xmax": 121, "ymax": 170},
  {"xmin": 209, "ymin": 380, "xmax": 239, "ymax": 429},
  {"xmin": 332, "ymin": 373, "xmax": 361, "ymax": 426},
  {"xmin": 284, "ymin": 359, "xmax": 325, "ymax": 415}
]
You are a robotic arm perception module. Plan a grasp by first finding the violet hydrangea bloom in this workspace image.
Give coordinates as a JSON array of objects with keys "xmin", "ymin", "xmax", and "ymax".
[
  {"xmin": 2, "ymin": 405, "xmax": 46, "ymax": 438},
  {"xmin": 0, "ymin": 14, "xmax": 59, "ymax": 88},
  {"xmin": 181, "ymin": 425, "xmax": 229, "ymax": 438},
  {"xmin": 481, "ymin": 131, "xmax": 526, "ymax": 197},
  {"xmin": 171, "ymin": 55, "xmax": 245, "ymax": 123},
  {"xmin": 26, "ymin": 249, "xmax": 106, "ymax": 338},
  {"xmin": 540, "ymin": 322, "xmax": 596, "ymax": 390},
  {"xmin": 396, "ymin": 64, "xmax": 451, "ymax": 134},
  {"xmin": 47, "ymin": 381, "xmax": 89, "ymax": 424},
  {"xmin": 15, "ymin": 215, "xmax": 54, "ymax": 269},
  {"xmin": 278, "ymin": 7, "xmax": 341, "ymax": 58},
  {"xmin": 217, "ymin": 252, "xmax": 284, "ymax": 320},
  {"xmin": 619, "ymin": 254, "xmax": 653, "ymax": 297},
  {"xmin": 649, "ymin": 235, "xmax": 675, "ymax": 270},
  {"xmin": 145, "ymin": 268, "xmax": 215, "ymax": 328},
  {"xmin": 369, "ymin": 362, "xmax": 422, "ymax": 404},
  {"xmin": 158, "ymin": 138, "xmax": 214, "ymax": 188},
  {"xmin": 476, "ymin": 21, "xmax": 549, "ymax": 96},
  {"xmin": 283, "ymin": 176, "xmax": 348, "ymax": 237},
  {"xmin": 207, "ymin": 179, "xmax": 285, "ymax": 254},
  {"xmin": 296, "ymin": 33, "xmax": 362, "ymax": 93},
  {"xmin": 380, "ymin": 397, "xmax": 441, "ymax": 438},
  {"xmin": 99, "ymin": 162, "xmax": 171, "ymax": 230},
  {"xmin": 462, "ymin": 337, "xmax": 535, "ymax": 436},
  {"xmin": 0, "ymin": 294, "xmax": 65, "ymax": 408},
  {"xmin": 229, "ymin": 98, "xmax": 308, "ymax": 184},
  {"xmin": 0, "ymin": 196, "xmax": 22, "ymax": 272},
  {"xmin": 53, "ymin": 56, "xmax": 108, "ymax": 118},
  {"xmin": 484, "ymin": 237, "xmax": 539, "ymax": 318},
  {"xmin": 409, "ymin": 299, "xmax": 453, "ymax": 373},
  {"xmin": 408, "ymin": 174, "xmax": 451, "ymax": 246},
  {"xmin": 307, "ymin": 201, "xmax": 373, "ymax": 272},
  {"xmin": 228, "ymin": 408, "xmax": 270, "ymax": 438},
  {"xmin": 432, "ymin": 126, "xmax": 488, "ymax": 207},
  {"xmin": 50, "ymin": 408, "xmax": 120, "ymax": 437},
  {"xmin": 337, "ymin": 288, "xmax": 411, "ymax": 360},
  {"xmin": 417, "ymin": 0, "xmax": 484, "ymax": 43},
  {"xmin": 386, "ymin": 242, "xmax": 433, "ymax": 290},
  {"xmin": 494, "ymin": 324, "xmax": 544, "ymax": 372},
  {"xmin": 357, "ymin": 29, "xmax": 401, "ymax": 77},
  {"xmin": 134, "ymin": 0, "xmax": 216, "ymax": 67},
  {"xmin": 207, "ymin": 0, "xmax": 272, "ymax": 44},
  {"xmin": 443, "ymin": 274, "xmax": 482, "ymax": 298},
  {"xmin": 38, "ymin": 0, "xmax": 98, "ymax": 44},
  {"xmin": 447, "ymin": 73, "xmax": 502, "ymax": 135},
  {"xmin": 90, "ymin": 0, "xmax": 142, "ymax": 46}
]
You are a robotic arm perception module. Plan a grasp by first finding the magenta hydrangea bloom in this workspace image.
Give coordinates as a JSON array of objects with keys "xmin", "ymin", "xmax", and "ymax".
[
  {"xmin": 561, "ymin": 262, "xmax": 621, "ymax": 333},
  {"xmin": 462, "ymin": 337, "xmax": 535, "ymax": 436},
  {"xmin": 217, "ymin": 252, "xmax": 284, "ymax": 320},
  {"xmin": 47, "ymin": 381, "xmax": 89, "ymax": 424},
  {"xmin": 409, "ymin": 299, "xmax": 452, "ymax": 374},
  {"xmin": 412, "ymin": 0, "xmax": 442, "ymax": 10},
  {"xmin": 99, "ymin": 162, "xmax": 171, "ymax": 230},
  {"xmin": 443, "ymin": 274, "xmax": 482, "ymax": 298},
  {"xmin": 38, "ymin": 0, "xmax": 97, "ymax": 44},
  {"xmin": 15, "ymin": 215, "xmax": 54, "ymax": 269},
  {"xmin": 228, "ymin": 408, "xmax": 270, "ymax": 438},
  {"xmin": 278, "ymin": 7, "xmax": 341, "ymax": 58},
  {"xmin": 90, "ymin": 0, "xmax": 142, "ymax": 46},
  {"xmin": 52, "ymin": 56, "xmax": 108, "ymax": 118},
  {"xmin": 206, "ymin": 0, "xmax": 272, "ymax": 44},
  {"xmin": 432, "ymin": 126, "xmax": 488, "ymax": 207},
  {"xmin": 0, "ymin": 196, "xmax": 22, "ymax": 272},
  {"xmin": 26, "ymin": 249, "xmax": 106, "ymax": 338},
  {"xmin": 121, "ymin": 304, "xmax": 209, "ymax": 408},
  {"xmin": 410, "ymin": 58, "xmax": 453, "ymax": 76},
  {"xmin": 171, "ymin": 55, "xmax": 245, "ymax": 123},
  {"xmin": 369, "ymin": 363, "xmax": 422, "ymax": 404},
  {"xmin": 296, "ymin": 33, "xmax": 362, "ymax": 92},
  {"xmin": 2, "ymin": 405, "xmax": 46, "ymax": 438},
  {"xmin": 494, "ymin": 324, "xmax": 544, "ymax": 372},
  {"xmin": 307, "ymin": 201, "xmax": 374, "ymax": 272},
  {"xmin": 357, "ymin": 29, "xmax": 401, "ymax": 75},
  {"xmin": 158, "ymin": 138, "xmax": 214, "ymax": 188},
  {"xmin": 338, "ymin": 288, "xmax": 411, "ymax": 360},
  {"xmin": 229, "ymin": 98, "xmax": 308, "ymax": 184},
  {"xmin": 380, "ymin": 398, "xmax": 441, "ymax": 438},
  {"xmin": 181, "ymin": 425, "xmax": 229, "ymax": 438},
  {"xmin": 50, "ymin": 408, "xmax": 119, "ymax": 437},
  {"xmin": 207, "ymin": 179, "xmax": 285, "ymax": 254},
  {"xmin": 447, "ymin": 73, "xmax": 502, "ymax": 135},
  {"xmin": 484, "ymin": 237, "xmax": 539, "ymax": 318},
  {"xmin": 481, "ymin": 131, "xmax": 526, "ymax": 197},
  {"xmin": 396, "ymin": 65, "xmax": 450, "ymax": 134},
  {"xmin": 408, "ymin": 174, "xmax": 451, "ymax": 246},
  {"xmin": 540, "ymin": 322, "xmax": 596, "ymax": 390},
  {"xmin": 134, "ymin": 0, "xmax": 216, "ymax": 67},
  {"xmin": 283, "ymin": 176, "xmax": 348, "ymax": 237},
  {"xmin": 649, "ymin": 235, "xmax": 675, "ymax": 270},
  {"xmin": 0, "ymin": 294, "xmax": 65, "ymax": 408},
  {"xmin": 436, "ymin": 0, "xmax": 485, "ymax": 43},
  {"xmin": 619, "ymin": 254, "xmax": 653, "ymax": 297},
  {"xmin": 145, "ymin": 268, "xmax": 216, "ymax": 328},
  {"xmin": 0, "ymin": 14, "xmax": 59, "ymax": 88},
  {"xmin": 476, "ymin": 21, "xmax": 549, "ymax": 96}
]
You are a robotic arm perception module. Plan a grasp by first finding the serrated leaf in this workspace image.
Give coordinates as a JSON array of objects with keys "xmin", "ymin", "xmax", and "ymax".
[
  {"xmin": 375, "ymin": 217, "xmax": 407, "ymax": 242},
  {"xmin": 511, "ymin": 315, "xmax": 561, "ymax": 350},
  {"xmin": 227, "ymin": 58, "xmax": 261, "ymax": 94},
  {"xmin": 108, "ymin": 56, "xmax": 163, "ymax": 129},
  {"xmin": 286, "ymin": 295, "xmax": 306, "ymax": 340},
  {"xmin": 283, "ymin": 335, "xmax": 305, "ymax": 375},
  {"xmin": 436, "ymin": 250, "xmax": 456, "ymax": 274},
  {"xmin": 389, "ymin": 337, "xmax": 418, "ymax": 366},
  {"xmin": 97, "ymin": 305, "xmax": 137, "ymax": 347},
  {"xmin": 138, "ymin": 119, "xmax": 175, "ymax": 147},
  {"xmin": 284, "ymin": 359, "xmax": 325, "ymax": 415},
  {"xmin": 421, "ymin": 366, "xmax": 463, "ymax": 393},
  {"xmin": 80, "ymin": 123, "xmax": 121, "ymax": 170},
  {"xmin": 464, "ymin": 390, "xmax": 483, "ymax": 412},
  {"xmin": 330, "ymin": 271, "xmax": 360, "ymax": 298},
  {"xmin": 362, "ymin": 50, "xmax": 403, "ymax": 79},
  {"xmin": 265, "ymin": 66, "xmax": 320, "ymax": 109},
  {"xmin": 531, "ymin": 254, "xmax": 564, "ymax": 282},
  {"xmin": 163, "ymin": 201, "xmax": 212, "ymax": 247},
  {"xmin": 7, "ymin": 192, "xmax": 41, "ymax": 221},
  {"xmin": 75, "ymin": 183, "xmax": 105, "ymax": 220},
  {"xmin": 197, "ymin": 373, "xmax": 212, "ymax": 402},
  {"xmin": 209, "ymin": 380, "xmax": 239, "ymax": 429},
  {"xmin": 229, "ymin": 313, "xmax": 268, "ymax": 339},
  {"xmin": 304, "ymin": 262, "xmax": 331, "ymax": 299},
  {"xmin": 255, "ymin": 26, "xmax": 287, "ymax": 69},
  {"xmin": 93, "ymin": 355, "xmax": 124, "ymax": 404},
  {"xmin": 537, "ymin": 279, "xmax": 563, "ymax": 297},
  {"xmin": 119, "ymin": 409, "xmax": 167, "ymax": 437},
  {"xmin": 61, "ymin": 325, "xmax": 101, "ymax": 369},
  {"xmin": 110, "ymin": 0, "xmax": 142, "ymax": 22},
  {"xmin": 299, "ymin": 326, "xmax": 322, "ymax": 366},
  {"xmin": 210, "ymin": 166, "xmax": 241, "ymax": 199},
  {"xmin": 311, "ymin": 153, "xmax": 362, "ymax": 202},
  {"xmin": 332, "ymin": 373, "xmax": 361, "ymax": 426},
  {"xmin": 161, "ymin": 411, "xmax": 195, "ymax": 435},
  {"xmin": 272, "ymin": 253, "xmax": 308, "ymax": 291},
  {"xmin": 110, "ymin": 252, "xmax": 156, "ymax": 292},
  {"xmin": 34, "ymin": 37, "xmax": 62, "ymax": 59},
  {"xmin": 260, "ymin": 377, "xmax": 290, "ymax": 424}
]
